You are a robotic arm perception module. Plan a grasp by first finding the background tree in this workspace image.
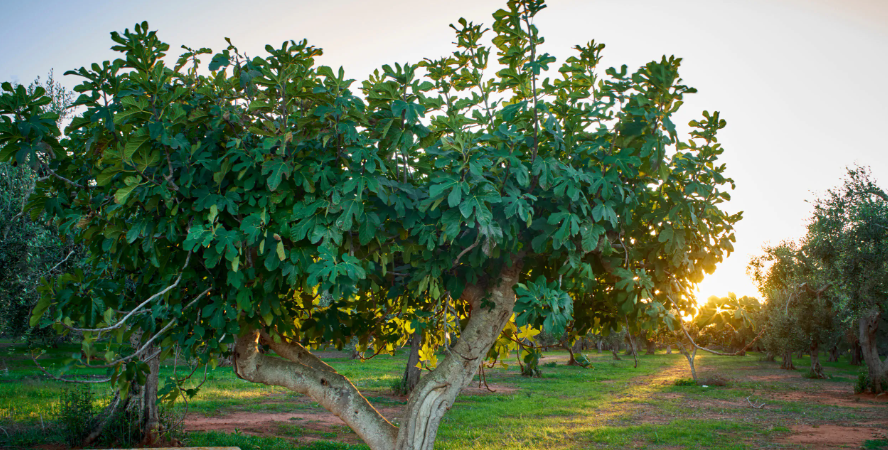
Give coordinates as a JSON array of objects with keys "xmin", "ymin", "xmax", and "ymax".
[
  {"xmin": 1, "ymin": 1, "xmax": 739, "ymax": 448},
  {"xmin": 0, "ymin": 70, "xmax": 78, "ymax": 345},
  {"xmin": 749, "ymin": 241, "xmax": 839, "ymax": 376},
  {"xmin": 696, "ymin": 294, "xmax": 761, "ymax": 354},
  {"xmin": 805, "ymin": 166, "xmax": 888, "ymax": 392},
  {"xmin": 668, "ymin": 294, "xmax": 761, "ymax": 383}
]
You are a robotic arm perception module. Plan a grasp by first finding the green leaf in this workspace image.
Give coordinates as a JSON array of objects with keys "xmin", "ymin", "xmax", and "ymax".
[
  {"xmin": 114, "ymin": 185, "xmax": 137, "ymax": 204},
  {"xmin": 124, "ymin": 135, "xmax": 149, "ymax": 162},
  {"xmin": 262, "ymin": 160, "xmax": 291, "ymax": 191}
]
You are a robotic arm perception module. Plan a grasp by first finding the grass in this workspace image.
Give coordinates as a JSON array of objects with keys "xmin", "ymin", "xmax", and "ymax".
[{"xmin": 0, "ymin": 341, "xmax": 883, "ymax": 449}]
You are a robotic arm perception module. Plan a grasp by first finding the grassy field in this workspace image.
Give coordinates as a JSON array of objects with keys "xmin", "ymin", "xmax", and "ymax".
[{"xmin": 1, "ymin": 341, "xmax": 885, "ymax": 449}]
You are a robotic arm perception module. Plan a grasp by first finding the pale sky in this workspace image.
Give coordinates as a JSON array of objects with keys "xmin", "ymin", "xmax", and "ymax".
[{"xmin": 2, "ymin": 0, "xmax": 887, "ymax": 301}]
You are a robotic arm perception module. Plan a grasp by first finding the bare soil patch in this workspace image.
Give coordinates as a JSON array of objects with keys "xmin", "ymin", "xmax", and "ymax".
[
  {"xmin": 184, "ymin": 409, "xmax": 393, "ymax": 444},
  {"xmin": 771, "ymin": 388, "xmax": 888, "ymax": 408},
  {"xmin": 778, "ymin": 424, "xmax": 888, "ymax": 450},
  {"xmin": 183, "ymin": 381, "xmax": 517, "ymax": 443}
]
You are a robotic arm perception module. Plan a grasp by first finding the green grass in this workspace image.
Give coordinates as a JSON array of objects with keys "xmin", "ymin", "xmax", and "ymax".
[{"xmin": 0, "ymin": 343, "xmax": 882, "ymax": 450}]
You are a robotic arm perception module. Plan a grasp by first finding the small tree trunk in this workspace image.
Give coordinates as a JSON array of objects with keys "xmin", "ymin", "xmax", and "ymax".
[
  {"xmin": 596, "ymin": 341, "xmax": 602, "ymax": 353},
  {"xmin": 645, "ymin": 339, "xmax": 656, "ymax": 355},
  {"xmin": 765, "ymin": 351, "xmax": 776, "ymax": 362},
  {"xmin": 809, "ymin": 341, "xmax": 826, "ymax": 379},
  {"xmin": 827, "ymin": 346, "xmax": 840, "ymax": 363},
  {"xmin": 796, "ymin": 350, "xmax": 805, "ymax": 359},
  {"xmin": 565, "ymin": 341, "xmax": 578, "ymax": 366},
  {"xmin": 859, "ymin": 308, "xmax": 888, "ymax": 394},
  {"xmin": 780, "ymin": 350, "xmax": 796, "ymax": 370},
  {"xmin": 677, "ymin": 343, "xmax": 697, "ymax": 383},
  {"xmin": 394, "ymin": 260, "xmax": 524, "ymax": 450},
  {"xmin": 851, "ymin": 342, "xmax": 863, "ymax": 366},
  {"xmin": 665, "ymin": 345, "xmax": 672, "ymax": 354},
  {"xmin": 401, "ymin": 332, "xmax": 422, "ymax": 394},
  {"xmin": 140, "ymin": 344, "xmax": 161, "ymax": 445},
  {"xmin": 611, "ymin": 348, "xmax": 622, "ymax": 360}
]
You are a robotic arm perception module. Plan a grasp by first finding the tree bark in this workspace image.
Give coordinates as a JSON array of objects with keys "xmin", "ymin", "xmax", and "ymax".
[
  {"xmin": 401, "ymin": 332, "xmax": 422, "ymax": 394},
  {"xmin": 665, "ymin": 345, "xmax": 672, "ymax": 354},
  {"xmin": 394, "ymin": 259, "xmax": 523, "ymax": 450},
  {"xmin": 827, "ymin": 345, "xmax": 840, "ymax": 363},
  {"xmin": 645, "ymin": 339, "xmax": 656, "ymax": 355},
  {"xmin": 676, "ymin": 341, "xmax": 697, "ymax": 383},
  {"xmin": 859, "ymin": 308, "xmax": 888, "ymax": 393},
  {"xmin": 809, "ymin": 340, "xmax": 826, "ymax": 379},
  {"xmin": 235, "ymin": 330, "xmax": 398, "ymax": 450},
  {"xmin": 141, "ymin": 344, "xmax": 161, "ymax": 445},
  {"xmin": 765, "ymin": 351, "xmax": 776, "ymax": 362},
  {"xmin": 851, "ymin": 342, "xmax": 863, "ymax": 366},
  {"xmin": 565, "ymin": 340, "xmax": 578, "ymax": 366},
  {"xmin": 234, "ymin": 257, "xmax": 524, "ymax": 450},
  {"xmin": 611, "ymin": 348, "xmax": 622, "ymax": 360},
  {"xmin": 780, "ymin": 350, "xmax": 796, "ymax": 370},
  {"xmin": 639, "ymin": 330, "xmax": 656, "ymax": 355}
]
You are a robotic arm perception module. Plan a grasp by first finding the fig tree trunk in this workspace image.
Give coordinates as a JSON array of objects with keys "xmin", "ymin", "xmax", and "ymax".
[
  {"xmin": 565, "ymin": 341, "xmax": 578, "ymax": 366},
  {"xmin": 234, "ymin": 258, "xmax": 524, "ymax": 450},
  {"xmin": 859, "ymin": 308, "xmax": 888, "ymax": 394},
  {"xmin": 645, "ymin": 339, "xmax": 656, "ymax": 355},
  {"xmin": 676, "ymin": 343, "xmax": 697, "ymax": 383}
]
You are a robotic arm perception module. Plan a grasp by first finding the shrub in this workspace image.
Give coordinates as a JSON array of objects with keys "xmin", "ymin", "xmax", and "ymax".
[{"xmin": 59, "ymin": 385, "xmax": 96, "ymax": 446}]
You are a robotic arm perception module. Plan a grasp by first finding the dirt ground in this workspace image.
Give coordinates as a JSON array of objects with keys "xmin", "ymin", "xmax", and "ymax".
[
  {"xmin": 183, "ymin": 382, "xmax": 517, "ymax": 445},
  {"xmin": 182, "ymin": 353, "xmax": 887, "ymax": 449}
]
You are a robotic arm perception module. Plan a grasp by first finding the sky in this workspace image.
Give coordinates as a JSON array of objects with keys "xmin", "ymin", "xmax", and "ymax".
[{"xmin": 2, "ymin": 0, "xmax": 886, "ymax": 302}]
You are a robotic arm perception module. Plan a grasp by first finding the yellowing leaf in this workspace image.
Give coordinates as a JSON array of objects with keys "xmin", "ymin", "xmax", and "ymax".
[
  {"xmin": 517, "ymin": 325, "xmax": 540, "ymax": 341},
  {"xmin": 276, "ymin": 241, "xmax": 286, "ymax": 261}
]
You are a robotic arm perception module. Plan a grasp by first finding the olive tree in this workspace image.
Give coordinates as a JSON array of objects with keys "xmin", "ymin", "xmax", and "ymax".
[
  {"xmin": 0, "ymin": 71, "xmax": 78, "ymax": 343},
  {"xmin": 806, "ymin": 167, "xmax": 888, "ymax": 392},
  {"xmin": 1, "ymin": 1, "xmax": 738, "ymax": 448},
  {"xmin": 749, "ymin": 241, "xmax": 839, "ymax": 376}
]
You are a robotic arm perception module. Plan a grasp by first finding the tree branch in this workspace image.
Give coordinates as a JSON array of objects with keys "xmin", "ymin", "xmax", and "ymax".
[
  {"xmin": 61, "ymin": 253, "xmax": 193, "ymax": 333},
  {"xmin": 235, "ymin": 330, "xmax": 398, "ymax": 450}
]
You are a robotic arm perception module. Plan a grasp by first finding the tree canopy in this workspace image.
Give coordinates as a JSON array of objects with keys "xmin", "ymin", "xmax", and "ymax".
[{"xmin": 0, "ymin": 1, "xmax": 739, "ymax": 447}]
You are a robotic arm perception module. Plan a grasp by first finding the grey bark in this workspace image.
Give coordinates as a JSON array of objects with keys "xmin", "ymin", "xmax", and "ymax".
[
  {"xmin": 851, "ymin": 342, "xmax": 863, "ymax": 366},
  {"xmin": 827, "ymin": 345, "xmax": 839, "ymax": 363},
  {"xmin": 809, "ymin": 340, "xmax": 825, "ymax": 378},
  {"xmin": 235, "ymin": 330, "xmax": 398, "ymax": 450},
  {"xmin": 859, "ymin": 308, "xmax": 888, "ymax": 393},
  {"xmin": 233, "ymin": 256, "xmax": 525, "ymax": 450},
  {"xmin": 780, "ymin": 349, "xmax": 796, "ymax": 370},
  {"xmin": 641, "ymin": 330, "xmax": 656, "ymax": 355},
  {"xmin": 402, "ymin": 332, "xmax": 422, "ymax": 394},
  {"xmin": 394, "ymin": 259, "xmax": 523, "ymax": 450},
  {"xmin": 141, "ymin": 344, "xmax": 161, "ymax": 444},
  {"xmin": 676, "ymin": 340, "xmax": 697, "ymax": 383}
]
